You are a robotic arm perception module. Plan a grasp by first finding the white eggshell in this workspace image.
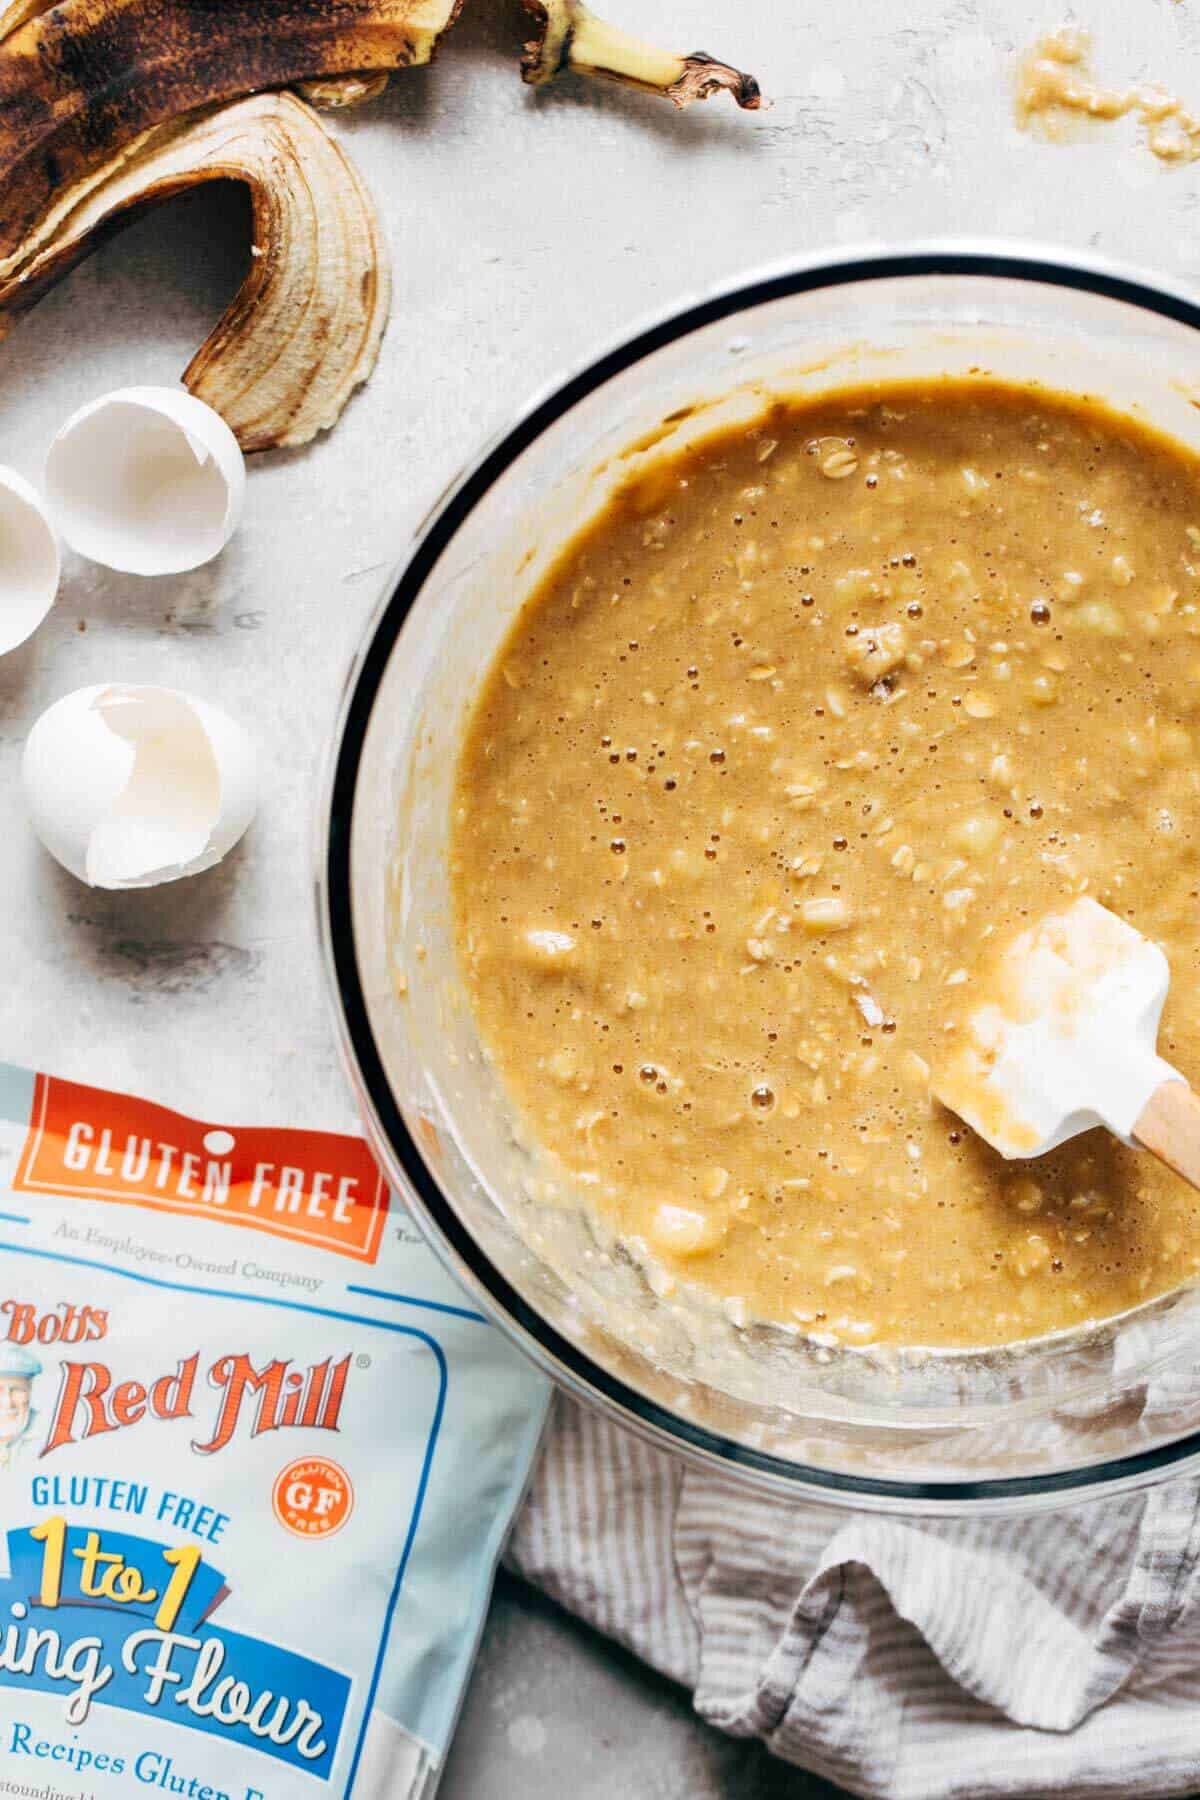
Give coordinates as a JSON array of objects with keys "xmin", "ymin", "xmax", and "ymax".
[
  {"xmin": 0, "ymin": 466, "xmax": 59, "ymax": 653},
  {"xmin": 22, "ymin": 684, "xmax": 257, "ymax": 888},
  {"xmin": 45, "ymin": 387, "xmax": 245, "ymax": 575}
]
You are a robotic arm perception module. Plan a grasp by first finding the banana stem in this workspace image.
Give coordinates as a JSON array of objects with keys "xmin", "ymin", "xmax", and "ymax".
[{"xmin": 521, "ymin": 0, "xmax": 761, "ymax": 109}]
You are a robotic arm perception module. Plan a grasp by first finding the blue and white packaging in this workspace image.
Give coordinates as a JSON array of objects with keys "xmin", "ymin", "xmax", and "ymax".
[{"xmin": 0, "ymin": 1061, "xmax": 549, "ymax": 1800}]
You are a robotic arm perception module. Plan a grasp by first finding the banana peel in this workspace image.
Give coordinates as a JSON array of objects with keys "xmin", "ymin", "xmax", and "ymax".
[
  {"xmin": 296, "ymin": 73, "xmax": 393, "ymax": 108},
  {"xmin": 0, "ymin": 0, "xmax": 464, "ymax": 261},
  {"xmin": 0, "ymin": 0, "xmax": 761, "ymax": 450},
  {"xmin": 0, "ymin": 92, "xmax": 390, "ymax": 452},
  {"xmin": 0, "ymin": 0, "xmax": 52, "ymax": 40},
  {"xmin": 521, "ymin": 0, "xmax": 760, "ymax": 109}
]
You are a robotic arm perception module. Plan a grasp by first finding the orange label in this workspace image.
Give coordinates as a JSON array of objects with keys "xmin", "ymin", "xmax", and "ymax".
[
  {"xmin": 15, "ymin": 1073, "xmax": 387, "ymax": 1264},
  {"xmin": 273, "ymin": 1456, "xmax": 355, "ymax": 1539}
]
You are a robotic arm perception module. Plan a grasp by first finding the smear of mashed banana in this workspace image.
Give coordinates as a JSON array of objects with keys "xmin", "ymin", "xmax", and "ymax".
[{"xmin": 1016, "ymin": 28, "xmax": 1200, "ymax": 163}]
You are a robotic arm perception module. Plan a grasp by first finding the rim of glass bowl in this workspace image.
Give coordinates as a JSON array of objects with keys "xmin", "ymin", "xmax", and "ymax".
[{"xmin": 321, "ymin": 241, "xmax": 1200, "ymax": 1514}]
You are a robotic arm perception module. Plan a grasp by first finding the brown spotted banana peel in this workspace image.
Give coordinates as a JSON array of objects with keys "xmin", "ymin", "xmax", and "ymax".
[
  {"xmin": 296, "ymin": 73, "xmax": 393, "ymax": 108},
  {"xmin": 0, "ymin": 0, "xmax": 760, "ymax": 450},
  {"xmin": 0, "ymin": 0, "xmax": 464, "ymax": 260},
  {"xmin": 0, "ymin": 91, "xmax": 391, "ymax": 452},
  {"xmin": 521, "ymin": 0, "xmax": 761, "ymax": 108},
  {"xmin": 0, "ymin": 0, "xmax": 50, "ymax": 40}
]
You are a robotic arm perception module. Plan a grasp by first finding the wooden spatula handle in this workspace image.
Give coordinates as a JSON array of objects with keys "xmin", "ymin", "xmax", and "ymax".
[{"xmin": 1133, "ymin": 1080, "xmax": 1200, "ymax": 1192}]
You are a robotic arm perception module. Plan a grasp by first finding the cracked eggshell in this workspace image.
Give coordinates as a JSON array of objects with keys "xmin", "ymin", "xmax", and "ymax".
[
  {"xmin": 0, "ymin": 466, "xmax": 59, "ymax": 653},
  {"xmin": 22, "ymin": 684, "xmax": 257, "ymax": 888},
  {"xmin": 45, "ymin": 387, "xmax": 245, "ymax": 575}
]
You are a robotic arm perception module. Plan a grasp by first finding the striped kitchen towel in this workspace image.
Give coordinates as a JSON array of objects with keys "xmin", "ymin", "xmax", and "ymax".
[{"xmin": 508, "ymin": 1397, "xmax": 1200, "ymax": 1799}]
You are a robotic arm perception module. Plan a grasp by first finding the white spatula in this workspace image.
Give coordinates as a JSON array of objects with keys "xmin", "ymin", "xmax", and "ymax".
[{"xmin": 932, "ymin": 896, "xmax": 1200, "ymax": 1186}]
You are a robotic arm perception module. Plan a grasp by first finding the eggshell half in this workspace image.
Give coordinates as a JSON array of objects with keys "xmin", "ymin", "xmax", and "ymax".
[
  {"xmin": 0, "ymin": 466, "xmax": 59, "ymax": 653},
  {"xmin": 45, "ymin": 387, "xmax": 245, "ymax": 575},
  {"xmin": 22, "ymin": 684, "xmax": 257, "ymax": 888}
]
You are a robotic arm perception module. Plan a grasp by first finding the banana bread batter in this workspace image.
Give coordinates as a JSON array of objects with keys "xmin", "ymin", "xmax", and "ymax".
[{"xmin": 451, "ymin": 380, "xmax": 1200, "ymax": 1347}]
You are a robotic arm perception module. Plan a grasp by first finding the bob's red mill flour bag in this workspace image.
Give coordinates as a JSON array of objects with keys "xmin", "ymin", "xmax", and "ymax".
[{"xmin": 0, "ymin": 1061, "xmax": 550, "ymax": 1800}]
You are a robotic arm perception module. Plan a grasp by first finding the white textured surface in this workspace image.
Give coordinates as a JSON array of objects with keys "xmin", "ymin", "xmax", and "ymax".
[{"xmin": 1, "ymin": 2, "xmax": 1199, "ymax": 1788}]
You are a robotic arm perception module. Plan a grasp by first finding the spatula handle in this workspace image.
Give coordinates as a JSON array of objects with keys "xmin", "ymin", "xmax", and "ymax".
[{"xmin": 1133, "ymin": 1080, "xmax": 1200, "ymax": 1192}]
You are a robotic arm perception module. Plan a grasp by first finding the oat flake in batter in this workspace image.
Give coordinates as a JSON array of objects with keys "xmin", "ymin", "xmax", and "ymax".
[{"xmin": 451, "ymin": 380, "xmax": 1200, "ymax": 1348}]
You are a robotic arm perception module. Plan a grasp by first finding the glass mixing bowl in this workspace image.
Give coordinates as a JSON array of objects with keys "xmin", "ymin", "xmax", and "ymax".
[{"xmin": 322, "ymin": 244, "xmax": 1200, "ymax": 1514}]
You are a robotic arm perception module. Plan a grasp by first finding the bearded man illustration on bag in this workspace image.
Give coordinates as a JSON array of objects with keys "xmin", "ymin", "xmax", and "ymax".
[{"xmin": 0, "ymin": 1341, "xmax": 40, "ymax": 1470}]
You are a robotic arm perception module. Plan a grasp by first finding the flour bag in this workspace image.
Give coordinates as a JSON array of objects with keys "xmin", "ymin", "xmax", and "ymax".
[{"xmin": 0, "ymin": 1061, "xmax": 549, "ymax": 1800}]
